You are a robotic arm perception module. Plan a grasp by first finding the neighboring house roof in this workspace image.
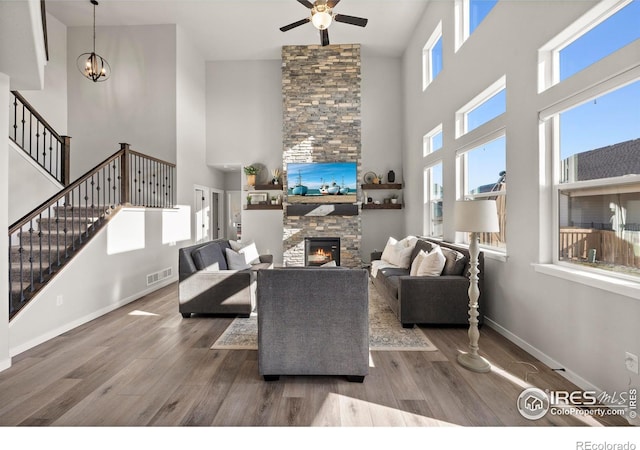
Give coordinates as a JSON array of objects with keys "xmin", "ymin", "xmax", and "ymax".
[{"xmin": 575, "ymin": 138, "xmax": 640, "ymax": 181}]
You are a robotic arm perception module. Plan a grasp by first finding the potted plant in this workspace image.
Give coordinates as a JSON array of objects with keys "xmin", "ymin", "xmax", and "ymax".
[
  {"xmin": 391, "ymin": 194, "xmax": 399, "ymax": 204},
  {"xmin": 271, "ymin": 196, "xmax": 278, "ymax": 205},
  {"xmin": 244, "ymin": 165, "xmax": 258, "ymax": 186},
  {"xmin": 271, "ymin": 168, "xmax": 281, "ymax": 185},
  {"xmin": 246, "ymin": 194, "xmax": 252, "ymax": 206}
]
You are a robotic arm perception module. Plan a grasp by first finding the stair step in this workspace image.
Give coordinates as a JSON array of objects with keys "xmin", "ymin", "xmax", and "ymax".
[
  {"xmin": 10, "ymin": 262, "xmax": 52, "ymax": 284},
  {"xmin": 36, "ymin": 217, "xmax": 96, "ymax": 232},
  {"xmin": 9, "ymin": 247, "xmax": 64, "ymax": 265},
  {"xmin": 53, "ymin": 205, "xmax": 111, "ymax": 218}
]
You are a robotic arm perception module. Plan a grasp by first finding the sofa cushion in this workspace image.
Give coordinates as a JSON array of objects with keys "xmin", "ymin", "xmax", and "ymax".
[
  {"xmin": 377, "ymin": 267, "xmax": 409, "ymax": 299},
  {"xmin": 225, "ymin": 248, "xmax": 251, "ymax": 270},
  {"xmin": 416, "ymin": 246, "xmax": 446, "ymax": 276},
  {"xmin": 192, "ymin": 242, "xmax": 228, "ymax": 271},
  {"xmin": 370, "ymin": 259, "xmax": 398, "ymax": 278},
  {"xmin": 410, "ymin": 239, "xmax": 435, "ymax": 267},
  {"xmin": 440, "ymin": 247, "xmax": 467, "ymax": 276}
]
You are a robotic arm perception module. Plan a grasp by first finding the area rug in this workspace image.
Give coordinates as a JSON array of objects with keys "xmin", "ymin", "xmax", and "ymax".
[{"xmin": 211, "ymin": 281, "xmax": 438, "ymax": 351}]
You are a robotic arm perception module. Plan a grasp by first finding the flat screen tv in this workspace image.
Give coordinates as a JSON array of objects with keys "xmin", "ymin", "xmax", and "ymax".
[{"xmin": 287, "ymin": 162, "xmax": 358, "ymax": 204}]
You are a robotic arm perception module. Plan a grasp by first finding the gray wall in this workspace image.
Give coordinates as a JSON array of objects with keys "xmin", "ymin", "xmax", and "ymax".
[
  {"xmin": 67, "ymin": 24, "xmax": 177, "ymax": 178},
  {"xmin": 402, "ymin": 0, "xmax": 640, "ymax": 394},
  {"xmin": 1, "ymin": 73, "xmax": 10, "ymax": 372}
]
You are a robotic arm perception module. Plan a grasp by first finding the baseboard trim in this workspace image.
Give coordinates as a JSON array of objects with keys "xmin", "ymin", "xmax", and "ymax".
[
  {"xmin": 484, "ymin": 316, "xmax": 600, "ymax": 393},
  {"xmin": 9, "ymin": 277, "xmax": 177, "ymax": 358},
  {"xmin": 0, "ymin": 357, "xmax": 11, "ymax": 372}
]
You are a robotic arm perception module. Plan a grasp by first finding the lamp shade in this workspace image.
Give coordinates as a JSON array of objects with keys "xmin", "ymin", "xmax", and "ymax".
[
  {"xmin": 454, "ymin": 200, "xmax": 499, "ymax": 233},
  {"xmin": 312, "ymin": 11, "xmax": 333, "ymax": 29}
]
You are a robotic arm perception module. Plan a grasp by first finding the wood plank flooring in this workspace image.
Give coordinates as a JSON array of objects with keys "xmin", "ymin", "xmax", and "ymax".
[{"xmin": 0, "ymin": 282, "xmax": 630, "ymax": 428}]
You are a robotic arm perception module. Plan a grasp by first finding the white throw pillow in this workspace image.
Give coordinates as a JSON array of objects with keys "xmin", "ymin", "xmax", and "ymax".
[
  {"xmin": 229, "ymin": 240, "xmax": 243, "ymax": 251},
  {"xmin": 225, "ymin": 248, "xmax": 251, "ymax": 270},
  {"xmin": 410, "ymin": 250, "xmax": 428, "ymax": 276},
  {"xmin": 416, "ymin": 246, "xmax": 446, "ymax": 276},
  {"xmin": 381, "ymin": 237, "xmax": 399, "ymax": 264},
  {"xmin": 239, "ymin": 242, "xmax": 260, "ymax": 264}
]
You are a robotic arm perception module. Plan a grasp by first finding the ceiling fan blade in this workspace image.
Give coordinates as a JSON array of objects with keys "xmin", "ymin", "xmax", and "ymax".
[
  {"xmin": 297, "ymin": 0, "xmax": 314, "ymax": 8},
  {"xmin": 334, "ymin": 14, "xmax": 368, "ymax": 27},
  {"xmin": 280, "ymin": 17, "xmax": 311, "ymax": 32},
  {"xmin": 327, "ymin": 0, "xmax": 341, "ymax": 7},
  {"xmin": 321, "ymin": 29, "xmax": 330, "ymax": 46}
]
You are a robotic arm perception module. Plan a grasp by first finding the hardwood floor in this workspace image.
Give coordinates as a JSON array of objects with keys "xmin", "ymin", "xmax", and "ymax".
[{"xmin": 0, "ymin": 282, "xmax": 629, "ymax": 428}]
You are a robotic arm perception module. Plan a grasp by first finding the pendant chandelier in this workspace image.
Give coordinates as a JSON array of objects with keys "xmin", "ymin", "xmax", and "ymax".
[{"xmin": 76, "ymin": 0, "xmax": 110, "ymax": 82}]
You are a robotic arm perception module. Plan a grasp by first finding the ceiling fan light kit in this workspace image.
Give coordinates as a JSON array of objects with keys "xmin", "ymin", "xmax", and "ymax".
[{"xmin": 280, "ymin": 0, "xmax": 368, "ymax": 47}]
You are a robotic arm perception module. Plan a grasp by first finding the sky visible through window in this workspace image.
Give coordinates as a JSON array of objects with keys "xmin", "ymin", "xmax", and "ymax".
[
  {"xmin": 467, "ymin": 136, "xmax": 506, "ymax": 194},
  {"xmin": 560, "ymin": 1, "xmax": 640, "ymax": 81},
  {"xmin": 432, "ymin": 130, "xmax": 443, "ymax": 152},
  {"xmin": 470, "ymin": 0, "xmax": 498, "ymax": 34},
  {"xmin": 432, "ymin": 36, "xmax": 443, "ymax": 80},
  {"xmin": 560, "ymin": 80, "xmax": 640, "ymax": 161},
  {"xmin": 467, "ymin": 88, "xmax": 506, "ymax": 133}
]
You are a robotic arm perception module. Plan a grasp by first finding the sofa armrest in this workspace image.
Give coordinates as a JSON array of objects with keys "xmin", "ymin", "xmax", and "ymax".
[
  {"xmin": 259, "ymin": 254, "xmax": 274, "ymax": 264},
  {"xmin": 371, "ymin": 251, "xmax": 382, "ymax": 261}
]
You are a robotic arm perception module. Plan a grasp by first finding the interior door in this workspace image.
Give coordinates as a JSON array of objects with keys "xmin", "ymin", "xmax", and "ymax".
[
  {"xmin": 211, "ymin": 191, "xmax": 220, "ymax": 239},
  {"xmin": 194, "ymin": 187, "xmax": 210, "ymax": 243}
]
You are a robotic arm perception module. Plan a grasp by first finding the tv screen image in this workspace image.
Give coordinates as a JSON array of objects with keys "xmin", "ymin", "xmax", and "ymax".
[{"xmin": 287, "ymin": 162, "xmax": 358, "ymax": 204}]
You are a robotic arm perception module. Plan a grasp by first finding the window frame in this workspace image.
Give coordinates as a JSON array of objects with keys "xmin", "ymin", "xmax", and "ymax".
[
  {"xmin": 456, "ymin": 129, "xmax": 507, "ymax": 252},
  {"xmin": 423, "ymin": 124, "xmax": 443, "ymax": 156},
  {"xmin": 455, "ymin": 75, "xmax": 506, "ymax": 138},
  {"xmin": 454, "ymin": 0, "xmax": 498, "ymax": 52},
  {"xmin": 424, "ymin": 161, "xmax": 444, "ymax": 239},
  {"xmin": 422, "ymin": 21, "xmax": 443, "ymax": 91},
  {"xmin": 537, "ymin": 0, "xmax": 634, "ymax": 92}
]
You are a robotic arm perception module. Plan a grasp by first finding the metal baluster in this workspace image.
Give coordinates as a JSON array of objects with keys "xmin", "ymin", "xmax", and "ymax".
[
  {"xmin": 12, "ymin": 93, "xmax": 18, "ymax": 141},
  {"xmin": 42, "ymin": 128, "xmax": 47, "ymax": 170},
  {"xmin": 21, "ymin": 103, "xmax": 26, "ymax": 149},
  {"xmin": 28, "ymin": 219, "xmax": 34, "ymax": 292},
  {"xmin": 18, "ymin": 228, "xmax": 25, "ymax": 302},
  {"xmin": 29, "ymin": 111, "xmax": 33, "ymax": 158},
  {"xmin": 38, "ymin": 212, "xmax": 43, "ymax": 283}
]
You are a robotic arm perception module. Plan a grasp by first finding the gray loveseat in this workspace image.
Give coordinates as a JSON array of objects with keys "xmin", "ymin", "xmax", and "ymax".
[
  {"xmin": 257, "ymin": 267, "xmax": 369, "ymax": 382},
  {"xmin": 371, "ymin": 237, "xmax": 483, "ymax": 328},
  {"xmin": 178, "ymin": 239, "xmax": 273, "ymax": 318}
]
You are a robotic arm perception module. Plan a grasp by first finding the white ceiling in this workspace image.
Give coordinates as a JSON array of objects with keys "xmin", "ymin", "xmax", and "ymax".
[{"xmin": 45, "ymin": 0, "xmax": 429, "ymax": 61}]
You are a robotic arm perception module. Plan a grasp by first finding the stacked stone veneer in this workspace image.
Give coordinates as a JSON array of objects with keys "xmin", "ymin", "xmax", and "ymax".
[{"xmin": 282, "ymin": 44, "xmax": 362, "ymax": 267}]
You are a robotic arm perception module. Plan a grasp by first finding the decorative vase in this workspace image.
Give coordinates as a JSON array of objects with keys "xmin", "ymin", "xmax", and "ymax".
[
  {"xmin": 387, "ymin": 170, "xmax": 395, "ymax": 183},
  {"xmin": 247, "ymin": 174, "xmax": 256, "ymax": 186}
]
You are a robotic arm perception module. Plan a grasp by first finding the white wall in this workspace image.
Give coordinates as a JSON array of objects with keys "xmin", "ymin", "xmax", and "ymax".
[
  {"xmin": 67, "ymin": 24, "xmax": 177, "ymax": 178},
  {"xmin": 20, "ymin": 12, "xmax": 68, "ymax": 135},
  {"xmin": 8, "ymin": 207, "xmax": 188, "ymax": 355},
  {"xmin": 1, "ymin": 73, "xmax": 11, "ymax": 372},
  {"xmin": 8, "ymin": 141, "xmax": 63, "ymax": 223},
  {"xmin": 402, "ymin": 0, "xmax": 640, "ymax": 394},
  {"xmin": 361, "ymin": 53, "xmax": 405, "ymax": 259}
]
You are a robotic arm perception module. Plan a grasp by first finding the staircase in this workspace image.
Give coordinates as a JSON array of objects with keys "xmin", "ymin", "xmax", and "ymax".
[{"xmin": 8, "ymin": 89, "xmax": 177, "ymax": 320}]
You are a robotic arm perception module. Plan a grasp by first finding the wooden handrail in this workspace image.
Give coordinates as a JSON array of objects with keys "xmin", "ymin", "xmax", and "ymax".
[
  {"xmin": 41, "ymin": 0, "xmax": 49, "ymax": 61},
  {"xmin": 11, "ymin": 91, "xmax": 62, "ymax": 143}
]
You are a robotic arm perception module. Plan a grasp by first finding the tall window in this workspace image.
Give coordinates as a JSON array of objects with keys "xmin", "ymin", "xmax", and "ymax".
[
  {"xmin": 423, "ymin": 124, "xmax": 443, "ymax": 156},
  {"xmin": 550, "ymin": 80, "xmax": 640, "ymax": 279},
  {"xmin": 456, "ymin": 76, "xmax": 506, "ymax": 138},
  {"xmin": 458, "ymin": 134, "xmax": 507, "ymax": 250},
  {"xmin": 422, "ymin": 22, "xmax": 443, "ymax": 91},
  {"xmin": 424, "ymin": 162, "xmax": 444, "ymax": 238},
  {"xmin": 539, "ymin": 0, "xmax": 640, "ymax": 91},
  {"xmin": 455, "ymin": 0, "xmax": 498, "ymax": 51}
]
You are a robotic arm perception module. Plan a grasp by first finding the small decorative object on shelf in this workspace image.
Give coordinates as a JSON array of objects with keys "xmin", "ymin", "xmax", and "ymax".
[
  {"xmin": 377, "ymin": 174, "xmax": 384, "ymax": 184},
  {"xmin": 246, "ymin": 194, "xmax": 252, "ymax": 205},
  {"xmin": 244, "ymin": 165, "xmax": 258, "ymax": 186},
  {"xmin": 387, "ymin": 170, "xmax": 395, "ymax": 183},
  {"xmin": 390, "ymin": 194, "xmax": 398, "ymax": 204},
  {"xmin": 271, "ymin": 168, "xmax": 281, "ymax": 185}
]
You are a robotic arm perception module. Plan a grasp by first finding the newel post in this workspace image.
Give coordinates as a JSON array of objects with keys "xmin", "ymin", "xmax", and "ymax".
[
  {"xmin": 119, "ymin": 143, "xmax": 131, "ymax": 205},
  {"xmin": 60, "ymin": 135, "xmax": 71, "ymax": 185}
]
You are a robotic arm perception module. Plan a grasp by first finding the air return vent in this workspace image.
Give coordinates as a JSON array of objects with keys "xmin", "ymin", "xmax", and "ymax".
[{"xmin": 146, "ymin": 267, "xmax": 173, "ymax": 286}]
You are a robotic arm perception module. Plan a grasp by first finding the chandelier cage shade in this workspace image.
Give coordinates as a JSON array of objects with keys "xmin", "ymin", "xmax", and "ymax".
[{"xmin": 77, "ymin": 0, "xmax": 110, "ymax": 82}]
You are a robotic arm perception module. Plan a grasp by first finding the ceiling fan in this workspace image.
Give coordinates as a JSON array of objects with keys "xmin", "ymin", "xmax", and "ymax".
[{"xmin": 280, "ymin": 0, "xmax": 369, "ymax": 47}]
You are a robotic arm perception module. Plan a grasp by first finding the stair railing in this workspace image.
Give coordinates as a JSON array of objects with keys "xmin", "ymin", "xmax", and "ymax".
[
  {"xmin": 8, "ymin": 143, "xmax": 175, "ymax": 319},
  {"xmin": 9, "ymin": 91, "xmax": 71, "ymax": 185}
]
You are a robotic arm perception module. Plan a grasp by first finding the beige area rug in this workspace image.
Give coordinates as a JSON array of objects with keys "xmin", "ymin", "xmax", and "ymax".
[{"xmin": 211, "ymin": 281, "xmax": 438, "ymax": 351}]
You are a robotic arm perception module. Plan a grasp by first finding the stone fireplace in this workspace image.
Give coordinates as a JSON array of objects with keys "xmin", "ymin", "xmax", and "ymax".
[
  {"xmin": 281, "ymin": 44, "xmax": 362, "ymax": 267},
  {"xmin": 305, "ymin": 237, "xmax": 340, "ymax": 266}
]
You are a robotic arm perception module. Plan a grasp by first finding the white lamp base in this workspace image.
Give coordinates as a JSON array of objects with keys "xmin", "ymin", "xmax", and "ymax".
[{"xmin": 457, "ymin": 352, "xmax": 491, "ymax": 373}]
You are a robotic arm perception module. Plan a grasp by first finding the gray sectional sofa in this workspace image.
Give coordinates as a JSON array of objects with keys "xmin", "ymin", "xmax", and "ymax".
[
  {"xmin": 257, "ymin": 267, "xmax": 369, "ymax": 382},
  {"xmin": 178, "ymin": 239, "xmax": 273, "ymax": 318},
  {"xmin": 371, "ymin": 237, "xmax": 482, "ymax": 328}
]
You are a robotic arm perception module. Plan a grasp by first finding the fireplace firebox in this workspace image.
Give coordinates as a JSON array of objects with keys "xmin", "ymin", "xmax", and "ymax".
[{"xmin": 304, "ymin": 237, "xmax": 340, "ymax": 267}]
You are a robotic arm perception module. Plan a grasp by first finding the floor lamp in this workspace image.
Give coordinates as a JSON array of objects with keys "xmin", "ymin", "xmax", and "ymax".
[{"xmin": 454, "ymin": 200, "xmax": 499, "ymax": 373}]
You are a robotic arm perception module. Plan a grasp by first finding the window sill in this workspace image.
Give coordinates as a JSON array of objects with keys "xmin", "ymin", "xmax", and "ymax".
[{"xmin": 532, "ymin": 263, "xmax": 640, "ymax": 300}]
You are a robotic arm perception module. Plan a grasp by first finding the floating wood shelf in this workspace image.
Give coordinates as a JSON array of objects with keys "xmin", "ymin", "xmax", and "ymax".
[
  {"xmin": 361, "ymin": 183, "xmax": 402, "ymax": 190},
  {"xmin": 245, "ymin": 204, "xmax": 283, "ymax": 210},
  {"xmin": 252, "ymin": 184, "xmax": 284, "ymax": 191},
  {"xmin": 362, "ymin": 203, "xmax": 402, "ymax": 210}
]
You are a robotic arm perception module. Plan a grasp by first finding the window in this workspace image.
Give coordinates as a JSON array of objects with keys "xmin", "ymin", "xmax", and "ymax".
[
  {"xmin": 455, "ymin": 76, "xmax": 506, "ymax": 138},
  {"xmin": 455, "ymin": 0, "xmax": 498, "ymax": 51},
  {"xmin": 538, "ymin": 0, "xmax": 640, "ymax": 91},
  {"xmin": 424, "ymin": 162, "xmax": 443, "ymax": 238},
  {"xmin": 423, "ymin": 124, "xmax": 443, "ymax": 156},
  {"xmin": 551, "ymin": 79, "xmax": 640, "ymax": 279},
  {"xmin": 458, "ymin": 133, "xmax": 506, "ymax": 250},
  {"xmin": 422, "ymin": 22, "xmax": 443, "ymax": 90}
]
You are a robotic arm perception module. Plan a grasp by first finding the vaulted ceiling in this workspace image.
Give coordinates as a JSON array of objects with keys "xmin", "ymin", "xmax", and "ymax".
[{"xmin": 46, "ymin": 0, "xmax": 429, "ymax": 60}]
